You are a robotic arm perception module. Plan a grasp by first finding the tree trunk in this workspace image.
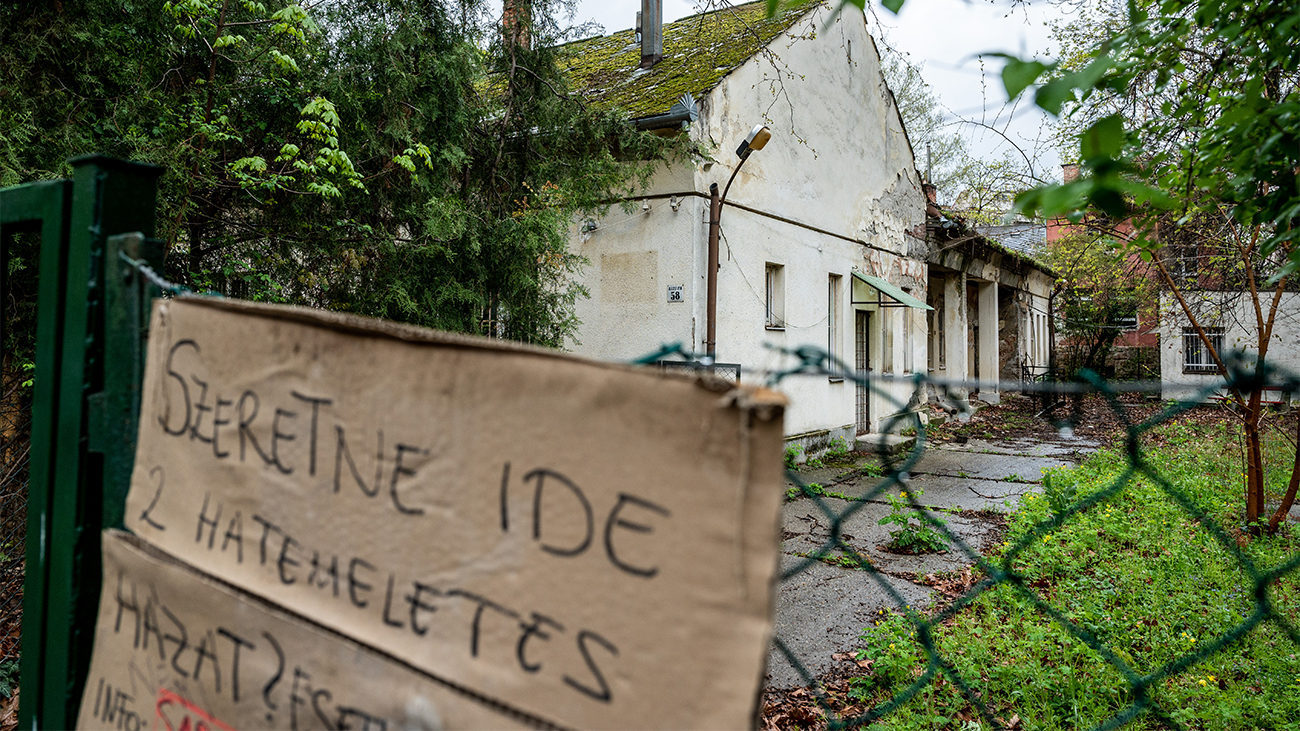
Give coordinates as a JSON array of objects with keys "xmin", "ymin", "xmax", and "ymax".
[
  {"xmin": 1244, "ymin": 393, "xmax": 1265, "ymax": 534},
  {"xmin": 1268, "ymin": 413, "xmax": 1300, "ymax": 535}
]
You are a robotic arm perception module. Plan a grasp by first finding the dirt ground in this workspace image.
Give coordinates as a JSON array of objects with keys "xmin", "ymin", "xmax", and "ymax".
[{"xmin": 925, "ymin": 391, "xmax": 1270, "ymax": 448}]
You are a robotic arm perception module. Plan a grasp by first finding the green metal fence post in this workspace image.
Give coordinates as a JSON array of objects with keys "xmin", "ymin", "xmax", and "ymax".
[
  {"xmin": 5, "ymin": 154, "xmax": 162, "ymax": 728},
  {"xmin": 1, "ymin": 178, "xmax": 72, "ymax": 731},
  {"xmin": 90, "ymin": 231, "xmax": 167, "ymax": 527}
]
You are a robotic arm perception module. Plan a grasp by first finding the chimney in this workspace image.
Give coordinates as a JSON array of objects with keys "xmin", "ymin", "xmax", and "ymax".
[
  {"xmin": 640, "ymin": 0, "xmax": 663, "ymax": 69},
  {"xmin": 504, "ymin": 0, "xmax": 531, "ymax": 50},
  {"xmin": 1061, "ymin": 162, "xmax": 1080, "ymax": 183},
  {"xmin": 922, "ymin": 183, "xmax": 941, "ymax": 219}
]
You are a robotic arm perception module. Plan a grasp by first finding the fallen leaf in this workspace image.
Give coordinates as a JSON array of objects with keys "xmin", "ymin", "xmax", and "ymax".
[{"xmin": 1, "ymin": 688, "xmax": 19, "ymax": 731}]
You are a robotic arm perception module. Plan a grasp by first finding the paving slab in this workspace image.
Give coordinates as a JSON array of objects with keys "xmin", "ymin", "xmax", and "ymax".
[
  {"xmin": 939, "ymin": 436, "xmax": 1101, "ymax": 459},
  {"xmin": 909, "ymin": 448, "xmax": 1071, "ymax": 482},
  {"xmin": 855, "ymin": 433, "xmax": 916, "ymax": 455},
  {"xmin": 782, "ymin": 498, "xmax": 1001, "ymax": 572},
  {"xmin": 799, "ymin": 471, "xmax": 1038, "ymax": 513},
  {"xmin": 899, "ymin": 473, "xmax": 1037, "ymax": 513},
  {"xmin": 769, "ymin": 438, "xmax": 1089, "ymax": 692},
  {"xmin": 766, "ymin": 556, "xmax": 933, "ymax": 689}
]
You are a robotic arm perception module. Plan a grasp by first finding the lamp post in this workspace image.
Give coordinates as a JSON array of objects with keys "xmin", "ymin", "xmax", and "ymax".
[{"xmin": 705, "ymin": 123, "xmax": 771, "ymax": 359}]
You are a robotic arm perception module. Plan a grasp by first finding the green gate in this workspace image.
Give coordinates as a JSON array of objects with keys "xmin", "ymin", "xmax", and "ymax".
[{"xmin": 0, "ymin": 156, "xmax": 164, "ymax": 730}]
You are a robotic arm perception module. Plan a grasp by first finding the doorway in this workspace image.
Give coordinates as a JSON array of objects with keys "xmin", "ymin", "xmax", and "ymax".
[{"xmin": 855, "ymin": 309, "xmax": 870, "ymax": 435}]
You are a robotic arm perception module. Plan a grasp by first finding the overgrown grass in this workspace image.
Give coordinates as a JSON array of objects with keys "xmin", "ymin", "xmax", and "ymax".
[{"xmin": 850, "ymin": 419, "xmax": 1300, "ymax": 730}]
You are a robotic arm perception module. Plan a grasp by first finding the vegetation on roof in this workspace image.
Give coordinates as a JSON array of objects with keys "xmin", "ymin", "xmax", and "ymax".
[
  {"xmin": 558, "ymin": 0, "xmax": 824, "ymax": 120},
  {"xmin": 931, "ymin": 214, "xmax": 1058, "ymax": 277}
]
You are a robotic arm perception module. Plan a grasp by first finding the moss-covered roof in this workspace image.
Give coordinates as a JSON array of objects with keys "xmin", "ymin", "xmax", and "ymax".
[{"xmin": 559, "ymin": 0, "xmax": 824, "ymax": 120}]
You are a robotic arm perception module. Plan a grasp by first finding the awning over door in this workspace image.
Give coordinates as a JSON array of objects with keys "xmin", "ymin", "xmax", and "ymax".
[{"xmin": 850, "ymin": 272, "xmax": 933, "ymax": 310}]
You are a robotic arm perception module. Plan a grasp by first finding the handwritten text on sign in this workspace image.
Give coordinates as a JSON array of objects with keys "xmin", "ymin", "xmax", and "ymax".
[
  {"xmin": 78, "ymin": 531, "xmax": 528, "ymax": 731},
  {"xmin": 123, "ymin": 299, "xmax": 785, "ymax": 730}
]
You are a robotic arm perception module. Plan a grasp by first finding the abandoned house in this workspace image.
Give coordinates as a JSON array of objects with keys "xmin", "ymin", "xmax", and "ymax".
[
  {"xmin": 922, "ymin": 186, "xmax": 1056, "ymax": 406},
  {"xmin": 556, "ymin": 0, "xmax": 1054, "ymax": 450}
]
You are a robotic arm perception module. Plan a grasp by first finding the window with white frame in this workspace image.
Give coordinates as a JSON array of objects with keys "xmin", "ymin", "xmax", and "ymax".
[
  {"xmin": 765, "ymin": 263, "xmax": 785, "ymax": 329},
  {"xmin": 903, "ymin": 308, "xmax": 914, "ymax": 373},
  {"xmin": 1183, "ymin": 327, "xmax": 1222, "ymax": 373},
  {"xmin": 927, "ymin": 306, "xmax": 935, "ymax": 371},
  {"xmin": 934, "ymin": 296, "xmax": 946, "ymax": 369},
  {"xmin": 827, "ymin": 274, "xmax": 842, "ymax": 378}
]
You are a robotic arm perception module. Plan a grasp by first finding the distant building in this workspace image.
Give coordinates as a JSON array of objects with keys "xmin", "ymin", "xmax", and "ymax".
[{"xmin": 1045, "ymin": 163, "xmax": 1160, "ymax": 380}]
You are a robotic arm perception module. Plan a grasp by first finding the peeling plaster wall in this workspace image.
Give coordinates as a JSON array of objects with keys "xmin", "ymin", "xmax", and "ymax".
[
  {"xmin": 567, "ymin": 5, "xmax": 926, "ymax": 436},
  {"xmin": 998, "ymin": 287, "xmax": 1020, "ymax": 381},
  {"xmin": 928, "ymin": 240, "xmax": 1054, "ymax": 389}
]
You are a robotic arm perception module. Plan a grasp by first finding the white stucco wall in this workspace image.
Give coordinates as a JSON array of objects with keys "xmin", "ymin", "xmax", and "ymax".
[
  {"xmin": 568, "ymin": 5, "xmax": 926, "ymax": 439},
  {"xmin": 690, "ymin": 6, "xmax": 920, "ymax": 256},
  {"xmin": 1158, "ymin": 290, "xmax": 1300, "ymax": 401}
]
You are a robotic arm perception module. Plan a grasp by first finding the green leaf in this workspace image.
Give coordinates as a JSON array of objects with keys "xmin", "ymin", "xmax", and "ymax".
[
  {"xmin": 1081, "ymin": 114, "xmax": 1124, "ymax": 160},
  {"xmin": 1073, "ymin": 54, "xmax": 1114, "ymax": 90},
  {"xmin": 1033, "ymin": 77, "xmax": 1076, "ymax": 116},
  {"xmin": 1001, "ymin": 58, "xmax": 1049, "ymax": 99},
  {"xmin": 1088, "ymin": 186, "xmax": 1127, "ymax": 219},
  {"xmin": 881, "ymin": 0, "xmax": 905, "ymax": 13}
]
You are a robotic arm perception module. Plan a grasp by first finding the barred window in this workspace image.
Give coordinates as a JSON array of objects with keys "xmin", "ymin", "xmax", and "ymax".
[
  {"xmin": 1183, "ymin": 327, "xmax": 1222, "ymax": 373},
  {"xmin": 765, "ymin": 263, "xmax": 784, "ymax": 329},
  {"xmin": 827, "ymin": 274, "xmax": 842, "ymax": 378}
]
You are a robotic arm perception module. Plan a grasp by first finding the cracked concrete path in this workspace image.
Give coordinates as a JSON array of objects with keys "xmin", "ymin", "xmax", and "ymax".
[
  {"xmin": 765, "ymin": 436, "xmax": 1100, "ymax": 690},
  {"xmin": 909, "ymin": 449, "xmax": 1069, "ymax": 482}
]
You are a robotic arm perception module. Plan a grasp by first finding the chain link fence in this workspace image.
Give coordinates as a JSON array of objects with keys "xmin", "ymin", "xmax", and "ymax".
[
  {"xmin": 732, "ymin": 346, "xmax": 1300, "ymax": 731},
  {"xmin": 0, "ymin": 326, "xmax": 1296, "ymax": 728}
]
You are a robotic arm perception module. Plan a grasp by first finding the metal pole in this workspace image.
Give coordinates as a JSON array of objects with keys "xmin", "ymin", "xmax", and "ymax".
[
  {"xmin": 706, "ymin": 183, "xmax": 720, "ymax": 358},
  {"xmin": 705, "ymin": 161, "xmax": 750, "ymax": 360}
]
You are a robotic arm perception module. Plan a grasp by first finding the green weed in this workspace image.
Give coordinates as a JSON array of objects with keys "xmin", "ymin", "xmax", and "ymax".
[
  {"xmin": 853, "ymin": 612, "xmax": 925, "ymax": 695},
  {"xmin": 0, "ymin": 658, "xmax": 16, "ymax": 699},
  {"xmin": 785, "ymin": 482, "xmax": 860, "ymax": 502},
  {"xmin": 827, "ymin": 437, "xmax": 852, "ymax": 461},
  {"xmin": 849, "ymin": 422, "xmax": 1300, "ymax": 729},
  {"xmin": 796, "ymin": 550, "xmax": 873, "ymax": 571},
  {"xmin": 784, "ymin": 444, "xmax": 803, "ymax": 469},
  {"xmin": 879, "ymin": 488, "xmax": 948, "ymax": 554}
]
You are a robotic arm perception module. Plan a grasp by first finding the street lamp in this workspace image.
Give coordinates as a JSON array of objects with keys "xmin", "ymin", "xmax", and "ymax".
[{"xmin": 705, "ymin": 124, "xmax": 771, "ymax": 359}]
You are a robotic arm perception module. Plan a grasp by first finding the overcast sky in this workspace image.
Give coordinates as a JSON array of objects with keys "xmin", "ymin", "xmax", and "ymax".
[{"xmin": 566, "ymin": 0, "xmax": 1069, "ymax": 183}]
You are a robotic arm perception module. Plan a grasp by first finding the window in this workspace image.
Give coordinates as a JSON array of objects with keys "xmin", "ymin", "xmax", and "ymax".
[
  {"xmin": 1183, "ymin": 327, "xmax": 1222, "ymax": 373},
  {"xmin": 828, "ymin": 275, "xmax": 842, "ymax": 379},
  {"xmin": 765, "ymin": 263, "xmax": 785, "ymax": 329},
  {"xmin": 1111, "ymin": 303, "xmax": 1138, "ymax": 332},
  {"xmin": 1028, "ymin": 310, "xmax": 1048, "ymax": 368},
  {"xmin": 902, "ymin": 308, "xmax": 914, "ymax": 374},
  {"xmin": 932, "ymin": 294, "xmax": 946, "ymax": 370},
  {"xmin": 1174, "ymin": 245, "xmax": 1198, "ymax": 282}
]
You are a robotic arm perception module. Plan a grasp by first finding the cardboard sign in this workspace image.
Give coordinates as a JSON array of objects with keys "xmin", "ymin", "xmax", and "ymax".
[
  {"xmin": 120, "ymin": 298, "xmax": 786, "ymax": 729},
  {"xmin": 79, "ymin": 531, "xmax": 530, "ymax": 731}
]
